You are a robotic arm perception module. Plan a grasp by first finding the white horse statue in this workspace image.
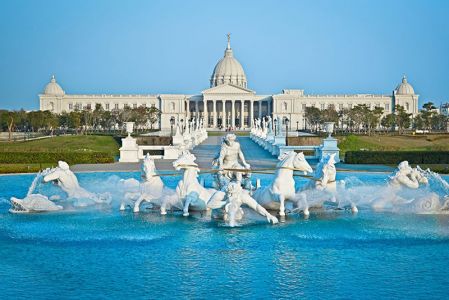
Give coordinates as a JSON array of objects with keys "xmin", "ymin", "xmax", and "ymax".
[
  {"xmin": 172, "ymin": 151, "xmax": 225, "ymax": 216},
  {"xmin": 208, "ymin": 182, "xmax": 278, "ymax": 227},
  {"xmin": 43, "ymin": 161, "xmax": 111, "ymax": 206},
  {"xmin": 300, "ymin": 153, "xmax": 358, "ymax": 213},
  {"xmin": 253, "ymin": 151, "xmax": 313, "ymax": 217},
  {"xmin": 119, "ymin": 154, "xmax": 167, "ymax": 212}
]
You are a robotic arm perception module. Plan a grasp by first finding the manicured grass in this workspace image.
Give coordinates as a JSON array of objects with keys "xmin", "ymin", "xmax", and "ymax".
[
  {"xmin": 0, "ymin": 163, "xmax": 55, "ymax": 174},
  {"xmin": 0, "ymin": 135, "xmax": 120, "ymax": 173},
  {"xmin": 0, "ymin": 135, "xmax": 120, "ymax": 155},
  {"xmin": 207, "ymin": 131, "xmax": 249, "ymax": 136},
  {"xmin": 338, "ymin": 134, "xmax": 449, "ymax": 155}
]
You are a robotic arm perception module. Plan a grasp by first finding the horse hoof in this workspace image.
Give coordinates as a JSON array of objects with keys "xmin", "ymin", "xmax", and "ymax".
[
  {"xmin": 133, "ymin": 208, "xmax": 140, "ymax": 213},
  {"xmin": 183, "ymin": 212, "xmax": 189, "ymax": 217},
  {"xmin": 119, "ymin": 205, "xmax": 125, "ymax": 211},
  {"xmin": 160, "ymin": 210, "xmax": 167, "ymax": 215},
  {"xmin": 351, "ymin": 206, "xmax": 358, "ymax": 214},
  {"xmin": 279, "ymin": 215, "xmax": 286, "ymax": 223}
]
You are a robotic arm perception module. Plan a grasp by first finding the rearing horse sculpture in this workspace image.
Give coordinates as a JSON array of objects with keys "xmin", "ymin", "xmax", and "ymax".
[
  {"xmin": 299, "ymin": 153, "xmax": 358, "ymax": 213},
  {"xmin": 172, "ymin": 151, "xmax": 225, "ymax": 216},
  {"xmin": 253, "ymin": 151, "xmax": 313, "ymax": 217}
]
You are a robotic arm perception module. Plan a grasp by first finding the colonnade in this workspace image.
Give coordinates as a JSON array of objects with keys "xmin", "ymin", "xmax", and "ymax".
[{"xmin": 186, "ymin": 100, "xmax": 271, "ymax": 129}]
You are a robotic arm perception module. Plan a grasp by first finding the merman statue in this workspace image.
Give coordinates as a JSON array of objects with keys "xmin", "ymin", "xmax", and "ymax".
[{"xmin": 212, "ymin": 133, "xmax": 252, "ymax": 190}]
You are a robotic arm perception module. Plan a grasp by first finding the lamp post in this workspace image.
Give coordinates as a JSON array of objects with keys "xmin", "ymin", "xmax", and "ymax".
[
  {"xmin": 296, "ymin": 121, "xmax": 299, "ymax": 131},
  {"xmin": 285, "ymin": 118, "xmax": 290, "ymax": 146},
  {"xmin": 170, "ymin": 116, "xmax": 175, "ymax": 137}
]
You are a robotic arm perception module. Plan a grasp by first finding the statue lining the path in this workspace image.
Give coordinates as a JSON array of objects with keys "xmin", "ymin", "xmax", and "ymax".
[{"xmin": 213, "ymin": 133, "xmax": 252, "ymax": 190}]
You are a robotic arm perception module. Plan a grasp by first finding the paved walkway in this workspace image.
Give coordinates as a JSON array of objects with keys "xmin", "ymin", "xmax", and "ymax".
[{"xmin": 71, "ymin": 134, "xmax": 395, "ymax": 173}]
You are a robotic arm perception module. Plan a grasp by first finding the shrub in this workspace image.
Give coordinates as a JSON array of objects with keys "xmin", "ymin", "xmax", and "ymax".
[
  {"xmin": 0, "ymin": 152, "xmax": 114, "ymax": 164},
  {"xmin": 345, "ymin": 151, "xmax": 449, "ymax": 164}
]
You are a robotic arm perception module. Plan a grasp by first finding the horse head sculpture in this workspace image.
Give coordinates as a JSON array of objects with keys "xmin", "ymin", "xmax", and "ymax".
[
  {"xmin": 277, "ymin": 151, "xmax": 313, "ymax": 174},
  {"xmin": 142, "ymin": 153, "xmax": 157, "ymax": 181}
]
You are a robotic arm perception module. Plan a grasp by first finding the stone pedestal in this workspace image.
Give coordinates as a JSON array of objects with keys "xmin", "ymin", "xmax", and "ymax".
[
  {"xmin": 119, "ymin": 136, "xmax": 139, "ymax": 162},
  {"xmin": 319, "ymin": 137, "xmax": 340, "ymax": 163}
]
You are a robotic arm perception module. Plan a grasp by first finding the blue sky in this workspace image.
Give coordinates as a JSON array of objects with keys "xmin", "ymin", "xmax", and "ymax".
[{"xmin": 0, "ymin": 0, "xmax": 448, "ymax": 110}]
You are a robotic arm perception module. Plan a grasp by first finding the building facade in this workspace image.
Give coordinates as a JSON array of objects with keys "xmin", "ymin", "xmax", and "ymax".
[{"xmin": 39, "ymin": 37, "xmax": 419, "ymax": 130}]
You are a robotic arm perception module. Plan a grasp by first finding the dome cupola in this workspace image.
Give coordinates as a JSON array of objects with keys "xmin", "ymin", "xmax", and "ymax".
[
  {"xmin": 210, "ymin": 34, "xmax": 247, "ymax": 88},
  {"xmin": 395, "ymin": 75, "xmax": 415, "ymax": 95},
  {"xmin": 44, "ymin": 75, "xmax": 65, "ymax": 96}
]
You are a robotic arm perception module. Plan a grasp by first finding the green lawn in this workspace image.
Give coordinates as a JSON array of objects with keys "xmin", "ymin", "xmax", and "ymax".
[
  {"xmin": 0, "ymin": 135, "xmax": 120, "ymax": 155},
  {"xmin": 0, "ymin": 135, "xmax": 119, "ymax": 173},
  {"xmin": 338, "ymin": 134, "xmax": 449, "ymax": 155}
]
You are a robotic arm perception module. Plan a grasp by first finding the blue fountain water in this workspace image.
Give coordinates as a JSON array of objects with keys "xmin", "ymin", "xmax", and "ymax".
[{"xmin": 1, "ymin": 171, "xmax": 449, "ymax": 299}]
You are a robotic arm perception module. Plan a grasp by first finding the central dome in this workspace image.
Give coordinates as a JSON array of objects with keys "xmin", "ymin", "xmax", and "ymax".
[{"xmin": 210, "ymin": 36, "xmax": 247, "ymax": 88}]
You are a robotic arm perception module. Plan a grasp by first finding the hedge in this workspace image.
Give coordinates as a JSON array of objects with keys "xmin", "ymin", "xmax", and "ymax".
[
  {"xmin": 0, "ymin": 152, "xmax": 114, "ymax": 164},
  {"xmin": 345, "ymin": 151, "xmax": 449, "ymax": 164}
]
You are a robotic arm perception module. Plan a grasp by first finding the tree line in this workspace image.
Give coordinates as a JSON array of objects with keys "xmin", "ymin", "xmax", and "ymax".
[
  {"xmin": 0, "ymin": 104, "xmax": 161, "ymax": 141},
  {"xmin": 304, "ymin": 102, "xmax": 448, "ymax": 135}
]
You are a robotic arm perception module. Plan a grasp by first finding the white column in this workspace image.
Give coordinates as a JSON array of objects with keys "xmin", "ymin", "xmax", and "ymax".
[
  {"xmin": 250, "ymin": 100, "xmax": 254, "ymax": 124},
  {"xmin": 204, "ymin": 100, "xmax": 208, "ymax": 126},
  {"xmin": 213, "ymin": 100, "xmax": 217, "ymax": 128},
  {"xmin": 258, "ymin": 101, "xmax": 262, "ymax": 118},
  {"xmin": 186, "ymin": 101, "xmax": 190, "ymax": 120},
  {"xmin": 231, "ymin": 100, "xmax": 235, "ymax": 127},
  {"xmin": 240, "ymin": 100, "xmax": 244, "ymax": 128},
  {"xmin": 222, "ymin": 101, "xmax": 226, "ymax": 128},
  {"xmin": 195, "ymin": 101, "xmax": 199, "ymax": 116}
]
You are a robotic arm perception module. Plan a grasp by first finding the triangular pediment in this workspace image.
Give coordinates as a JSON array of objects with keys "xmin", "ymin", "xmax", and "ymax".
[{"xmin": 202, "ymin": 84, "xmax": 255, "ymax": 95}]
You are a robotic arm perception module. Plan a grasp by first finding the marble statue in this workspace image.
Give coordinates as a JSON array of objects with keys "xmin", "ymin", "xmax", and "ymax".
[
  {"xmin": 389, "ymin": 161, "xmax": 429, "ymax": 189},
  {"xmin": 253, "ymin": 151, "xmax": 313, "ymax": 217},
  {"xmin": 9, "ymin": 194, "xmax": 63, "ymax": 213},
  {"xmin": 43, "ymin": 161, "xmax": 111, "ymax": 206},
  {"xmin": 267, "ymin": 116, "xmax": 273, "ymax": 135},
  {"xmin": 120, "ymin": 154, "xmax": 166, "ymax": 212},
  {"xmin": 300, "ymin": 153, "xmax": 358, "ymax": 213},
  {"xmin": 208, "ymin": 182, "xmax": 278, "ymax": 227},
  {"xmin": 212, "ymin": 133, "xmax": 252, "ymax": 190},
  {"xmin": 172, "ymin": 151, "xmax": 225, "ymax": 216}
]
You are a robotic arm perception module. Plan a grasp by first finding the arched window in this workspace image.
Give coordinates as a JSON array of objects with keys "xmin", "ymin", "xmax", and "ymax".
[
  {"xmin": 170, "ymin": 102, "xmax": 175, "ymax": 112},
  {"xmin": 283, "ymin": 102, "xmax": 288, "ymax": 112}
]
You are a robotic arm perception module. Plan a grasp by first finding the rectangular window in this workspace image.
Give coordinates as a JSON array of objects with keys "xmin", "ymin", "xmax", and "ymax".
[
  {"xmin": 124, "ymin": 104, "xmax": 129, "ymax": 109},
  {"xmin": 141, "ymin": 103, "xmax": 146, "ymax": 108},
  {"xmin": 69, "ymin": 103, "xmax": 73, "ymax": 110},
  {"xmin": 302, "ymin": 104, "xmax": 306, "ymax": 110},
  {"xmin": 406, "ymin": 103, "xmax": 410, "ymax": 110},
  {"xmin": 320, "ymin": 104, "xmax": 325, "ymax": 110},
  {"xmin": 114, "ymin": 103, "xmax": 119, "ymax": 109},
  {"xmin": 339, "ymin": 104, "xmax": 343, "ymax": 110},
  {"xmin": 348, "ymin": 103, "xmax": 353, "ymax": 109},
  {"xmin": 133, "ymin": 103, "xmax": 137, "ymax": 109},
  {"xmin": 86, "ymin": 103, "xmax": 92, "ymax": 110},
  {"xmin": 105, "ymin": 103, "xmax": 110, "ymax": 110},
  {"xmin": 151, "ymin": 103, "xmax": 155, "ymax": 108},
  {"xmin": 385, "ymin": 104, "xmax": 389, "ymax": 111}
]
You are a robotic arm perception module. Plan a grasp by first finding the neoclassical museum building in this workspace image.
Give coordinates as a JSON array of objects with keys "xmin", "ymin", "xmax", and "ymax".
[{"xmin": 39, "ymin": 36, "xmax": 419, "ymax": 130}]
